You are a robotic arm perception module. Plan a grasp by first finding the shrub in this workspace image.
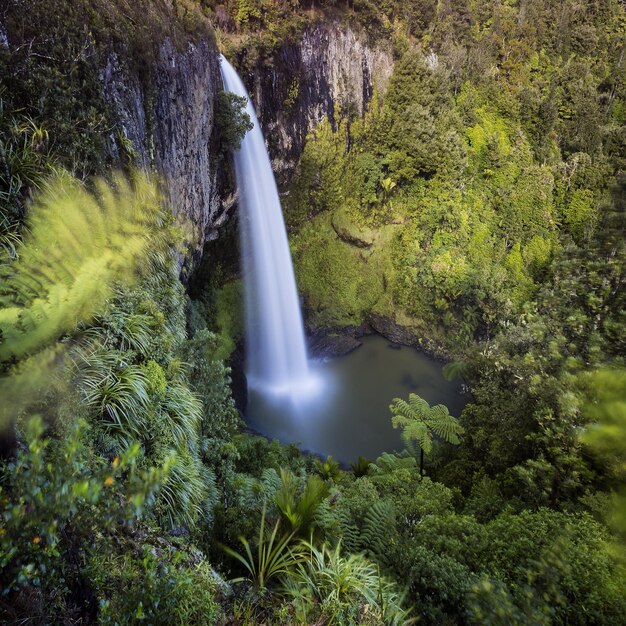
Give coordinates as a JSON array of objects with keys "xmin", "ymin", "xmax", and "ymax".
[
  {"xmin": 98, "ymin": 545, "xmax": 222, "ymax": 625},
  {"xmin": 0, "ymin": 416, "xmax": 164, "ymax": 618},
  {"xmin": 283, "ymin": 541, "xmax": 414, "ymax": 626}
]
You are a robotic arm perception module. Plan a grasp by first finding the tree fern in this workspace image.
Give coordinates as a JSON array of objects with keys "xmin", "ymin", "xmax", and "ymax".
[
  {"xmin": 0, "ymin": 172, "xmax": 163, "ymax": 361},
  {"xmin": 369, "ymin": 451, "xmax": 418, "ymax": 475},
  {"xmin": 390, "ymin": 393, "xmax": 464, "ymax": 450},
  {"xmin": 390, "ymin": 393, "xmax": 464, "ymax": 475}
]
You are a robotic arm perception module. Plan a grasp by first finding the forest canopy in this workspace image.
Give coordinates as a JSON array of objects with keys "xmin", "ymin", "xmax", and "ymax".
[{"xmin": 0, "ymin": 0, "xmax": 625, "ymax": 624}]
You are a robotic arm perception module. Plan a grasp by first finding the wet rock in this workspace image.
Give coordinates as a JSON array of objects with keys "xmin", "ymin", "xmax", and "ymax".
[
  {"xmin": 100, "ymin": 38, "xmax": 225, "ymax": 272},
  {"xmin": 239, "ymin": 21, "xmax": 394, "ymax": 186},
  {"xmin": 0, "ymin": 18, "xmax": 8, "ymax": 50},
  {"xmin": 308, "ymin": 328, "xmax": 363, "ymax": 358}
]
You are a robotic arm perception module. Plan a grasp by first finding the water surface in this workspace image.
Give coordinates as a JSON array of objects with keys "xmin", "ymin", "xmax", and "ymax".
[{"xmin": 246, "ymin": 334, "xmax": 467, "ymax": 464}]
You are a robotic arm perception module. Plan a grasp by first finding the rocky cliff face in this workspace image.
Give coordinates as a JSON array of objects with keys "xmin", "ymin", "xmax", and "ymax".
[
  {"xmin": 100, "ymin": 21, "xmax": 393, "ymax": 262},
  {"xmin": 101, "ymin": 38, "xmax": 226, "ymax": 271},
  {"xmin": 235, "ymin": 22, "xmax": 394, "ymax": 186}
]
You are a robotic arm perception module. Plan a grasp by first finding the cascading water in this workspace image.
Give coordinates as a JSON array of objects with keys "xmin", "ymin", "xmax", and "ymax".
[
  {"xmin": 218, "ymin": 56, "xmax": 466, "ymax": 461},
  {"xmin": 219, "ymin": 55, "xmax": 316, "ymax": 396}
]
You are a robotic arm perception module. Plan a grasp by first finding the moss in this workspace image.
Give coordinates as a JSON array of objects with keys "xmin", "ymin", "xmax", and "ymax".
[
  {"xmin": 214, "ymin": 280, "xmax": 244, "ymax": 360},
  {"xmin": 291, "ymin": 212, "xmax": 395, "ymax": 329}
]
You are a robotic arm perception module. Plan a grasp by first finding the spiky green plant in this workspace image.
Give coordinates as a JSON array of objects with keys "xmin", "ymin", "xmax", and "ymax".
[
  {"xmin": 315, "ymin": 455, "xmax": 342, "ymax": 482},
  {"xmin": 283, "ymin": 540, "xmax": 414, "ymax": 625},
  {"xmin": 161, "ymin": 381, "xmax": 203, "ymax": 450},
  {"xmin": 390, "ymin": 393, "xmax": 464, "ymax": 476},
  {"xmin": 89, "ymin": 307, "xmax": 155, "ymax": 356},
  {"xmin": 274, "ymin": 468, "xmax": 329, "ymax": 535},
  {"xmin": 156, "ymin": 450, "xmax": 214, "ymax": 530},
  {"xmin": 78, "ymin": 349, "xmax": 151, "ymax": 447},
  {"xmin": 350, "ymin": 455, "xmax": 371, "ymax": 477},
  {"xmin": 0, "ymin": 101, "xmax": 54, "ymax": 224},
  {"xmin": 221, "ymin": 505, "xmax": 302, "ymax": 589}
]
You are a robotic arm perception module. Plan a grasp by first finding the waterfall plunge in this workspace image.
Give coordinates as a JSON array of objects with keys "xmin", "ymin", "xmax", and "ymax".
[{"xmin": 220, "ymin": 56, "xmax": 317, "ymax": 397}]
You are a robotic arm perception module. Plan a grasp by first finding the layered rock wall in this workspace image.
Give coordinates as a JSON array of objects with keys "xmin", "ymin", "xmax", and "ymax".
[
  {"xmin": 101, "ymin": 38, "xmax": 225, "ymax": 271},
  {"xmin": 235, "ymin": 22, "xmax": 394, "ymax": 185}
]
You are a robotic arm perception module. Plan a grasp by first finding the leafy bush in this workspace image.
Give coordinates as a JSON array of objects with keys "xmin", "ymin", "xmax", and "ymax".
[
  {"xmin": 0, "ymin": 416, "xmax": 164, "ymax": 619},
  {"xmin": 283, "ymin": 541, "xmax": 414, "ymax": 626},
  {"xmin": 215, "ymin": 91, "xmax": 253, "ymax": 155},
  {"xmin": 98, "ymin": 544, "xmax": 222, "ymax": 625},
  {"xmin": 0, "ymin": 172, "xmax": 165, "ymax": 427}
]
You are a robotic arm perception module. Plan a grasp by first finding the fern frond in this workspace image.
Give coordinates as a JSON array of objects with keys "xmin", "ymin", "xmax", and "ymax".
[
  {"xmin": 360, "ymin": 500, "xmax": 395, "ymax": 565},
  {"xmin": 389, "ymin": 393, "xmax": 463, "ymax": 456},
  {"xmin": 0, "ymin": 171, "xmax": 162, "ymax": 362},
  {"xmin": 426, "ymin": 407, "xmax": 465, "ymax": 444}
]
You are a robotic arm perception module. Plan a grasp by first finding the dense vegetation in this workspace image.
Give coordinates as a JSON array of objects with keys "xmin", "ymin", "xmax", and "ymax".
[{"xmin": 1, "ymin": 0, "xmax": 625, "ymax": 624}]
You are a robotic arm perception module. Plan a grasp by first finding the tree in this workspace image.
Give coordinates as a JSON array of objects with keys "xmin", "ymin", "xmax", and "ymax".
[{"xmin": 390, "ymin": 393, "xmax": 464, "ymax": 476}]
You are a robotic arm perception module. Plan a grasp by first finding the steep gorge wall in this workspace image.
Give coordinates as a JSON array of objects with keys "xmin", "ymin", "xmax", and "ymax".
[
  {"xmin": 233, "ymin": 22, "xmax": 394, "ymax": 186},
  {"xmin": 1, "ymin": 3, "xmax": 227, "ymax": 276},
  {"xmin": 101, "ymin": 38, "xmax": 225, "ymax": 273}
]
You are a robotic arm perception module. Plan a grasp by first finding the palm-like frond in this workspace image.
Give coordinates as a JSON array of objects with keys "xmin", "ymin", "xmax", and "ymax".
[
  {"xmin": 0, "ymin": 171, "xmax": 163, "ymax": 362},
  {"xmin": 156, "ymin": 450, "xmax": 210, "ymax": 529},
  {"xmin": 274, "ymin": 468, "xmax": 329, "ymax": 535},
  {"xmin": 315, "ymin": 455, "xmax": 342, "ymax": 481},
  {"xmin": 426, "ymin": 404, "xmax": 464, "ymax": 444},
  {"xmin": 161, "ymin": 381, "xmax": 203, "ymax": 450},
  {"xmin": 78, "ymin": 349, "xmax": 151, "ymax": 447},
  {"xmin": 221, "ymin": 505, "xmax": 301, "ymax": 588},
  {"xmin": 390, "ymin": 393, "xmax": 464, "ymax": 454},
  {"xmin": 89, "ymin": 308, "xmax": 155, "ymax": 356}
]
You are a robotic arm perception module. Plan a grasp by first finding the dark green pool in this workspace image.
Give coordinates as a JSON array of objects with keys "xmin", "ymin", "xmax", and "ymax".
[{"xmin": 245, "ymin": 334, "xmax": 467, "ymax": 464}]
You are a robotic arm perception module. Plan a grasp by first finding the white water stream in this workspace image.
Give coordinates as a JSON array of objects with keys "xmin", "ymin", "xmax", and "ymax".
[{"xmin": 220, "ymin": 56, "xmax": 316, "ymax": 397}]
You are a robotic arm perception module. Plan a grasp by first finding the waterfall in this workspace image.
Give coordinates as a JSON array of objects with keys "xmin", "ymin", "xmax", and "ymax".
[{"xmin": 220, "ymin": 55, "xmax": 315, "ymax": 396}]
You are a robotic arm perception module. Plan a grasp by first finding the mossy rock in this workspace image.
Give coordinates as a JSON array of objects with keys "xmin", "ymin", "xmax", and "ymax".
[{"xmin": 331, "ymin": 207, "xmax": 377, "ymax": 248}]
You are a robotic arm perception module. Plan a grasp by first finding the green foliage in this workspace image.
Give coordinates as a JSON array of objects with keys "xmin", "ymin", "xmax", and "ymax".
[
  {"xmin": 390, "ymin": 393, "xmax": 464, "ymax": 455},
  {"xmin": 222, "ymin": 506, "xmax": 301, "ymax": 588},
  {"xmin": 0, "ymin": 172, "xmax": 164, "ymax": 427},
  {"xmin": 274, "ymin": 468, "xmax": 329, "ymax": 535},
  {"xmin": 282, "ymin": 540, "xmax": 414, "ymax": 626},
  {"xmin": 215, "ymin": 91, "xmax": 253, "ymax": 155},
  {"xmin": 315, "ymin": 455, "xmax": 342, "ymax": 482},
  {"xmin": 581, "ymin": 369, "xmax": 626, "ymax": 562},
  {"xmin": 0, "ymin": 416, "xmax": 164, "ymax": 604},
  {"xmin": 2, "ymin": 2, "xmax": 626, "ymax": 624},
  {"xmin": 185, "ymin": 328, "xmax": 240, "ymax": 442},
  {"xmin": 98, "ymin": 545, "xmax": 221, "ymax": 625},
  {"xmin": 350, "ymin": 456, "xmax": 371, "ymax": 477},
  {"xmin": 0, "ymin": 102, "xmax": 55, "ymax": 228},
  {"xmin": 389, "ymin": 508, "xmax": 626, "ymax": 625}
]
